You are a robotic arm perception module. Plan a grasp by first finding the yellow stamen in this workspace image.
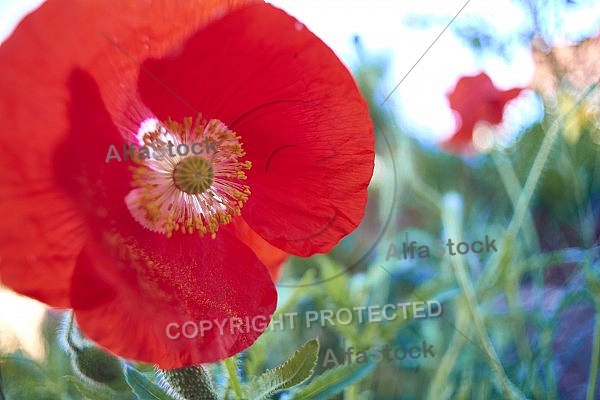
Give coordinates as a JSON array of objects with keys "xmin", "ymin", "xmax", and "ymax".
[{"xmin": 125, "ymin": 115, "xmax": 251, "ymax": 238}]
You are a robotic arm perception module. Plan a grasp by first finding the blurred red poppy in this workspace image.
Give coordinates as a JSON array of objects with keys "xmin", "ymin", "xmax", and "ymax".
[
  {"xmin": 444, "ymin": 72, "xmax": 522, "ymax": 154},
  {"xmin": 0, "ymin": 0, "xmax": 374, "ymax": 368}
]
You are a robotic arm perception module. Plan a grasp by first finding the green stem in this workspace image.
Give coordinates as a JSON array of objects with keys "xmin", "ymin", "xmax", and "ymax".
[
  {"xmin": 344, "ymin": 383, "xmax": 359, "ymax": 400},
  {"xmin": 566, "ymin": 147, "xmax": 598, "ymax": 247},
  {"xmin": 491, "ymin": 151, "xmax": 541, "ymax": 395},
  {"xmin": 540, "ymin": 327, "xmax": 558, "ymax": 399},
  {"xmin": 586, "ymin": 312, "xmax": 600, "ymax": 400},
  {"xmin": 442, "ymin": 193, "xmax": 527, "ymax": 400},
  {"xmin": 506, "ymin": 81, "xmax": 600, "ymax": 243},
  {"xmin": 490, "ymin": 151, "xmax": 539, "ymax": 253},
  {"xmin": 504, "ymin": 286, "xmax": 536, "ymax": 381},
  {"xmin": 586, "ymin": 258, "xmax": 600, "ymax": 400},
  {"xmin": 480, "ymin": 82, "xmax": 599, "ymax": 399},
  {"xmin": 506, "ymin": 124, "xmax": 558, "ymax": 243},
  {"xmin": 342, "ymin": 338, "xmax": 359, "ymax": 400},
  {"xmin": 399, "ymin": 135, "xmax": 443, "ymax": 213},
  {"xmin": 426, "ymin": 307, "xmax": 469, "ymax": 400},
  {"xmin": 224, "ymin": 357, "xmax": 243, "ymax": 399}
]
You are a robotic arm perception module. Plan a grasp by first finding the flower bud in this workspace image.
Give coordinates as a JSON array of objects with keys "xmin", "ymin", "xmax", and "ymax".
[
  {"xmin": 160, "ymin": 365, "xmax": 217, "ymax": 400},
  {"xmin": 71, "ymin": 346, "xmax": 128, "ymax": 392}
]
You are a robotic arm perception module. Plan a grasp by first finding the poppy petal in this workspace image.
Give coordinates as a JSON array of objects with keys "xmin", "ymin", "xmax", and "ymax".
[
  {"xmin": 137, "ymin": 3, "xmax": 374, "ymax": 257},
  {"xmin": 0, "ymin": 192, "xmax": 85, "ymax": 307},
  {"xmin": 71, "ymin": 228, "xmax": 277, "ymax": 368},
  {"xmin": 0, "ymin": 0, "xmax": 259, "ymax": 304},
  {"xmin": 57, "ymin": 67, "xmax": 277, "ymax": 368},
  {"xmin": 232, "ymin": 218, "xmax": 289, "ymax": 281},
  {"xmin": 444, "ymin": 72, "xmax": 523, "ymax": 153}
]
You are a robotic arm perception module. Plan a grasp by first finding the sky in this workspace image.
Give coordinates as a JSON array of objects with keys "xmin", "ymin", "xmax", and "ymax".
[
  {"xmin": 268, "ymin": 0, "xmax": 534, "ymax": 141},
  {"xmin": 2, "ymin": 0, "xmax": 600, "ymax": 143},
  {"xmin": 266, "ymin": 0, "xmax": 600, "ymax": 143}
]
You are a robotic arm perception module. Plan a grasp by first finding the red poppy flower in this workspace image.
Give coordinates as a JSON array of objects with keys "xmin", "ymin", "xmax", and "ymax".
[
  {"xmin": 0, "ymin": 0, "xmax": 374, "ymax": 369},
  {"xmin": 443, "ymin": 72, "xmax": 522, "ymax": 154}
]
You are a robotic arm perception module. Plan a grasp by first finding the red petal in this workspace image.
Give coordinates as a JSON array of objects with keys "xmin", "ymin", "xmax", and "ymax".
[
  {"xmin": 71, "ymin": 229, "xmax": 277, "ymax": 368},
  {"xmin": 444, "ymin": 72, "xmax": 522, "ymax": 153},
  {"xmin": 441, "ymin": 120, "xmax": 477, "ymax": 154},
  {"xmin": 232, "ymin": 218, "xmax": 289, "ymax": 281},
  {"xmin": 0, "ymin": 192, "xmax": 85, "ymax": 307},
  {"xmin": 0, "ymin": 0, "xmax": 260, "ymax": 303},
  {"xmin": 56, "ymin": 69, "xmax": 276, "ymax": 367},
  {"xmin": 137, "ymin": 4, "xmax": 374, "ymax": 257}
]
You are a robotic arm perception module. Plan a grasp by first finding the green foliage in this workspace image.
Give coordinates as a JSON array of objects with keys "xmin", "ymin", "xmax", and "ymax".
[
  {"xmin": 65, "ymin": 375, "xmax": 128, "ymax": 400},
  {"xmin": 245, "ymin": 339, "xmax": 319, "ymax": 400},
  {"xmin": 0, "ymin": 352, "xmax": 62, "ymax": 399},
  {"xmin": 290, "ymin": 362, "xmax": 375, "ymax": 400},
  {"xmin": 124, "ymin": 366, "xmax": 174, "ymax": 400}
]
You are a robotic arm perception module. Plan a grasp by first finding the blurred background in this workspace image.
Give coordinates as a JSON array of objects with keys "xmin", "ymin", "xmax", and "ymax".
[{"xmin": 2, "ymin": 0, "xmax": 600, "ymax": 399}]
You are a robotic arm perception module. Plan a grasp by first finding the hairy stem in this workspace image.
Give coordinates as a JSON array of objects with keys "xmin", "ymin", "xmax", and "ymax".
[{"xmin": 223, "ymin": 357, "xmax": 243, "ymax": 399}]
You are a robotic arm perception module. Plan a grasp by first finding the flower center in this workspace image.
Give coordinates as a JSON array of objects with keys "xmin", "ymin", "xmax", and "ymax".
[
  {"xmin": 172, "ymin": 156, "xmax": 214, "ymax": 195},
  {"xmin": 125, "ymin": 116, "xmax": 251, "ymax": 239}
]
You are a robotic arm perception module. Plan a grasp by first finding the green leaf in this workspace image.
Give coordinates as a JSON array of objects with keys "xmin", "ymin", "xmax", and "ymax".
[
  {"xmin": 558, "ymin": 290, "xmax": 590, "ymax": 314},
  {"xmin": 318, "ymin": 257, "xmax": 350, "ymax": 308},
  {"xmin": 1, "ymin": 352, "xmax": 62, "ymax": 398},
  {"xmin": 291, "ymin": 362, "xmax": 375, "ymax": 400},
  {"xmin": 0, "ymin": 352, "xmax": 46, "ymax": 382},
  {"xmin": 277, "ymin": 269, "xmax": 318, "ymax": 315},
  {"xmin": 65, "ymin": 376, "xmax": 127, "ymax": 400},
  {"xmin": 124, "ymin": 365, "xmax": 175, "ymax": 400},
  {"xmin": 245, "ymin": 338, "xmax": 319, "ymax": 400}
]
